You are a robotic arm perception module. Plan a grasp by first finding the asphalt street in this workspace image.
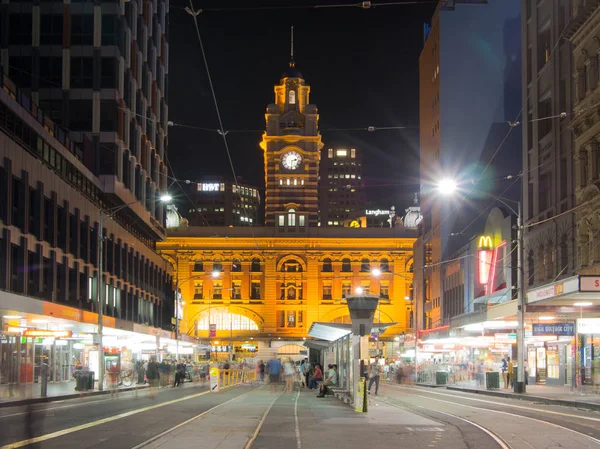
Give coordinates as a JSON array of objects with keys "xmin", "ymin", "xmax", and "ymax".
[{"xmin": 2, "ymin": 383, "xmax": 600, "ymax": 449}]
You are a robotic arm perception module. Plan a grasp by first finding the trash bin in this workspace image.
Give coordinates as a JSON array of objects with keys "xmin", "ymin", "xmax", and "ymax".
[
  {"xmin": 87, "ymin": 371, "xmax": 95, "ymax": 390},
  {"xmin": 435, "ymin": 371, "xmax": 448, "ymax": 385},
  {"xmin": 486, "ymin": 371, "xmax": 500, "ymax": 390}
]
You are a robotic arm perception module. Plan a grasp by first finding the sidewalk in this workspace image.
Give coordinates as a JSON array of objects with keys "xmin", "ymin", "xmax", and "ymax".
[
  {"xmin": 442, "ymin": 383, "xmax": 600, "ymax": 411},
  {"xmin": 0, "ymin": 379, "xmax": 149, "ymax": 408},
  {"xmin": 138, "ymin": 385, "xmax": 466, "ymax": 449}
]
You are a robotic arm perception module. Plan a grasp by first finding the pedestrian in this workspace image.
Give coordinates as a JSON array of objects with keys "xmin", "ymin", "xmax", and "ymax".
[
  {"xmin": 259, "ymin": 360, "xmax": 266, "ymax": 383},
  {"xmin": 507, "ymin": 357, "xmax": 514, "ymax": 389},
  {"xmin": 284, "ymin": 358, "xmax": 295, "ymax": 393},
  {"xmin": 146, "ymin": 357, "xmax": 160, "ymax": 398},
  {"xmin": 501, "ymin": 358, "xmax": 508, "ymax": 389},
  {"xmin": 368, "ymin": 356, "xmax": 382, "ymax": 395},
  {"xmin": 265, "ymin": 356, "xmax": 282, "ymax": 392}
]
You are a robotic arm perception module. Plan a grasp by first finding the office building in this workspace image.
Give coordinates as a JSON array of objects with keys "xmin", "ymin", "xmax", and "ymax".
[
  {"xmin": 319, "ymin": 147, "xmax": 366, "ymax": 227},
  {"xmin": 186, "ymin": 180, "xmax": 261, "ymax": 227},
  {"xmin": 416, "ymin": 0, "xmax": 522, "ymax": 332}
]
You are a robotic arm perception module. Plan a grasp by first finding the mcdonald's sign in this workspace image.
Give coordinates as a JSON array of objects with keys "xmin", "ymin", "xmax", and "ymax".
[
  {"xmin": 478, "ymin": 235, "xmax": 494, "ymax": 285},
  {"xmin": 478, "ymin": 235, "xmax": 493, "ymax": 250}
]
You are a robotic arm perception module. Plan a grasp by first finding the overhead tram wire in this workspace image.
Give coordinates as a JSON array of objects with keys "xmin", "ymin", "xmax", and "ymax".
[
  {"xmin": 185, "ymin": 1, "xmax": 261, "ymax": 245},
  {"xmin": 171, "ymin": 1, "xmax": 437, "ymax": 13}
]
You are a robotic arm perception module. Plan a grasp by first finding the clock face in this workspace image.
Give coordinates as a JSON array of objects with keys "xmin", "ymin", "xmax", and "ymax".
[{"xmin": 281, "ymin": 151, "xmax": 302, "ymax": 171}]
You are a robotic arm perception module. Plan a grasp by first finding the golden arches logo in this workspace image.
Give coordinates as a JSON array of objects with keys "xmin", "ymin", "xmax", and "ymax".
[{"xmin": 478, "ymin": 235, "xmax": 493, "ymax": 249}]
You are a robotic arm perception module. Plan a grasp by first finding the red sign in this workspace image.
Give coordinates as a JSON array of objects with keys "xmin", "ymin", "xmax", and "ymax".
[{"xmin": 209, "ymin": 324, "xmax": 217, "ymax": 338}]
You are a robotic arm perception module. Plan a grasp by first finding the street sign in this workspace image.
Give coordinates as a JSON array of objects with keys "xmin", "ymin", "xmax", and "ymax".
[{"xmin": 532, "ymin": 323, "xmax": 574, "ymax": 336}]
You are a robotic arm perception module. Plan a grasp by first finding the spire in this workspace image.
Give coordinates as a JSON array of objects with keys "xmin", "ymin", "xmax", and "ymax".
[{"xmin": 290, "ymin": 25, "xmax": 295, "ymax": 67}]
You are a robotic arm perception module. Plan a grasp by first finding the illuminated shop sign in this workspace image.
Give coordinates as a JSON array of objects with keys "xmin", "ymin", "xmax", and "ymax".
[
  {"xmin": 198, "ymin": 183, "xmax": 223, "ymax": 192},
  {"xmin": 478, "ymin": 235, "xmax": 494, "ymax": 285},
  {"xmin": 532, "ymin": 323, "xmax": 574, "ymax": 336},
  {"xmin": 23, "ymin": 329, "xmax": 73, "ymax": 339},
  {"xmin": 366, "ymin": 209, "xmax": 390, "ymax": 216}
]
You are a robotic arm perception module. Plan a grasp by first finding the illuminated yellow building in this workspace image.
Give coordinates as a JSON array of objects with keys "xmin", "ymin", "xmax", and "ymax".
[
  {"xmin": 157, "ymin": 227, "xmax": 416, "ymax": 348},
  {"xmin": 157, "ymin": 45, "xmax": 416, "ymax": 356}
]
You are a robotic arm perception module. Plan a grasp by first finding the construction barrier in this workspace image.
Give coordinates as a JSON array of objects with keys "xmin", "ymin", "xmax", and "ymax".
[{"xmin": 210, "ymin": 369, "xmax": 257, "ymax": 393}]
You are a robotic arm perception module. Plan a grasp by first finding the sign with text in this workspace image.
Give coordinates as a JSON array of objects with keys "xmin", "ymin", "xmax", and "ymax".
[
  {"xmin": 580, "ymin": 276, "xmax": 600, "ymax": 292},
  {"xmin": 532, "ymin": 323, "xmax": 574, "ymax": 336},
  {"xmin": 577, "ymin": 318, "xmax": 600, "ymax": 334},
  {"xmin": 209, "ymin": 324, "xmax": 217, "ymax": 338},
  {"xmin": 23, "ymin": 329, "xmax": 72, "ymax": 339},
  {"xmin": 365, "ymin": 209, "xmax": 390, "ymax": 216}
]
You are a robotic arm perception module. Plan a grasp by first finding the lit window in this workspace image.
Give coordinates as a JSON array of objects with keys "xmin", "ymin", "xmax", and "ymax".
[
  {"xmin": 220, "ymin": 183, "xmax": 225, "ymax": 191},
  {"xmin": 334, "ymin": 174, "xmax": 339, "ymax": 178},
  {"xmin": 301, "ymin": 179, "xmax": 305, "ymax": 185},
  {"xmin": 288, "ymin": 208, "xmax": 296, "ymax": 226},
  {"xmin": 328, "ymin": 148, "xmax": 333, "ymax": 158},
  {"xmin": 88, "ymin": 277, "xmax": 94, "ymax": 301},
  {"xmin": 351, "ymin": 174, "xmax": 355, "ymax": 178},
  {"xmin": 278, "ymin": 215, "xmax": 285, "ymax": 226},
  {"xmin": 328, "ymin": 221, "xmax": 333, "ymax": 225},
  {"xmin": 197, "ymin": 311, "xmax": 259, "ymax": 331},
  {"xmin": 345, "ymin": 174, "xmax": 350, "ymax": 178},
  {"xmin": 280, "ymin": 179, "xmax": 283, "ymax": 185},
  {"xmin": 294, "ymin": 179, "xmax": 298, "ymax": 185},
  {"xmin": 289, "ymin": 90, "xmax": 296, "ymax": 104},
  {"xmin": 249, "ymin": 218, "xmax": 253, "ymax": 223},
  {"xmin": 287, "ymin": 179, "xmax": 291, "ymax": 185},
  {"xmin": 351, "ymin": 148, "xmax": 356, "ymax": 158},
  {"xmin": 336, "ymin": 149, "xmax": 347, "ymax": 157},
  {"xmin": 299, "ymin": 215, "xmax": 305, "ymax": 226}
]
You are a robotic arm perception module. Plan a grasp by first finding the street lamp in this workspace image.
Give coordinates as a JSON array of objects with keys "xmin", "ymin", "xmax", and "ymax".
[
  {"xmin": 97, "ymin": 194, "xmax": 172, "ymax": 391},
  {"xmin": 437, "ymin": 181, "xmax": 526, "ymax": 393}
]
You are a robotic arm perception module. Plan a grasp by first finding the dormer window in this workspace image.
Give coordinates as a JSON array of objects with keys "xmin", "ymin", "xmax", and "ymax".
[{"xmin": 289, "ymin": 90, "xmax": 296, "ymax": 104}]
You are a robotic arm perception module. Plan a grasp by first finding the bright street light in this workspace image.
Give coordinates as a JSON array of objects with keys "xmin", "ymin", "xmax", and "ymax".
[
  {"xmin": 371, "ymin": 268, "xmax": 382, "ymax": 277},
  {"xmin": 212, "ymin": 271, "xmax": 221, "ymax": 278},
  {"xmin": 160, "ymin": 194, "xmax": 173, "ymax": 203},
  {"xmin": 404, "ymin": 296, "xmax": 411, "ymax": 301},
  {"xmin": 355, "ymin": 287, "xmax": 364, "ymax": 295},
  {"xmin": 437, "ymin": 178, "xmax": 458, "ymax": 195}
]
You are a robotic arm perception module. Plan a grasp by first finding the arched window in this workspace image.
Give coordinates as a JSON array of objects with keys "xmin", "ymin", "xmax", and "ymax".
[
  {"xmin": 360, "ymin": 258, "xmax": 370, "ymax": 272},
  {"xmin": 341, "ymin": 258, "xmax": 352, "ymax": 272},
  {"xmin": 197, "ymin": 311, "xmax": 259, "ymax": 331},
  {"xmin": 322, "ymin": 258, "xmax": 333, "ymax": 272},
  {"xmin": 231, "ymin": 258, "xmax": 242, "ymax": 272},
  {"xmin": 213, "ymin": 259, "xmax": 223, "ymax": 273},
  {"xmin": 282, "ymin": 260, "xmax": 303, "ymax": 272},
  {"xmin": 251, "ymin": 258, "xmax": 261, "ymax": 272},
  {"xmin": 380, "ymin": 258, "xmax": 390, "ymax": 272},
  {"xmin": 193, "ymin": 259, "xmax": 203, "ymax": 272},
  {"xmin": 289, "ymin": 90, "xmax": 296, "ymax": 104},
  {"xmin": 288, "ymin": 208, "xmax": 296, "ymax": 227}
]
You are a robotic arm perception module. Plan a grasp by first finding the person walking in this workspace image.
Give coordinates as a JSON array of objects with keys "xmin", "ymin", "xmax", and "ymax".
[
  {"xmin": 146, "ymin": 357, "xmax": 160, "ymax": 398},
  {"xmin": 259, "ymin": 360, "xmax": 266, "ymax": 383},
  {"xmin": 507, "ymin": 357, "xmax": 514, "ymax": 389},
  {"xmin": 501, "ymin": 358, "xmax": 508, "ymax": 389},
  {"xmin": 284, "ymin": 358, "xmax": 295, "ymax": 393},
  {"xmin": 368, "ymin": 356, "xmax": 382, "ymax": 395},
  {"xmin": 266, "ymin": 356, "xmax": 282, "ymax": 392}
]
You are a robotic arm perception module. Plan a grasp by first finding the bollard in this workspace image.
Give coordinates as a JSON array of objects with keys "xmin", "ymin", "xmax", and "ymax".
[{"xmin": 40, "ymin": 364, "xmax": 48, "ymax": 397}]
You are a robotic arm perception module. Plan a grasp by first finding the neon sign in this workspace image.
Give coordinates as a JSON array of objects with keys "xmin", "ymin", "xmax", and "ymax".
[{"xmin": 478, "ymin": 235, "xmax": 494, "ymax": 285}]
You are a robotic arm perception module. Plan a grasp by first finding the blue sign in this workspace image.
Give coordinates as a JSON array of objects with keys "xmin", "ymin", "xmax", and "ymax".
[{"xmin": 532, "ymin": 323, "xmax": 574, "ymax": 336}]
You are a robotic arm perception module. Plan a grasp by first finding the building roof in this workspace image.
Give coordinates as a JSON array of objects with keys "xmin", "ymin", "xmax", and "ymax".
[{"xmin": 282, "ymin": 62, "xmax": 303, "ymax": 79}]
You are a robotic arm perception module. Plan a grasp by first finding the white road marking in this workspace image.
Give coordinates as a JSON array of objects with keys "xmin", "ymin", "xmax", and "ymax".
[
  {"xmin": 0, "ymin": 390, "xmax": 210, "ymax": 449},
  {"xmin": 244, "ymin": 390, "xmax": 283, "ymax": 449},
  {"xmin": 294, "ymin": 389, "xmax": 302, "ymax": 449}
]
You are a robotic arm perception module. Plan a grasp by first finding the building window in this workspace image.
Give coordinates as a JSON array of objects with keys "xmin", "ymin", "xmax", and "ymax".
[
  {"xmin": 232, "ymin": 258, "xmax": 242, "ymax": 272},
  {"xmin": 212, "ymin": 281, "xmax": 223, "ymax": 299},
  {"xmin": 71, "ymin": 14, "xmax": 94, "ymax": 46},
  {"xmin": 538, "ymin": 96, "xmax": 552, "ymax": 138},
  {"xmin": 360, "ymin": 258, "xmax": 370, "ymax": 272},
  {"xmin": 251, "ymin": 258, "xmax": 261, "ymax": 272},
  {"xmin": 198, "ymin": 312, "xmax": 258, "ymax": 331},
  {"xmin": 537, "ymin": 27, "xmax": 551, "ymax": 69},
  {"xmin": 251, "ymin": 280, "xmax": 261, "ymax": 299},
  {"xmin": 40, "ymin": 14, "xmax": 63, "ymax": 46},
  {"xmin": 322, "ymin": 258, "xmax": 333, "ymax": 272},
  {"xmin": 380, "ymin": 258, "xmax": 390, "ymax": 272},
  {"xmin": 322, "ymin": 283, "xmax": 332, "ymax": 300},
  {"xmin": 351, "ymin": 148, "xmax": 356, "ymax": 158},
  {"xmin": 232, "ymin": 280, "xmax": 241, "ymax": 299},
  {"xmin": 287, "ymin": 311, "xmax": 296, "ymax": 327},
  {"xmin": 328, "ymin": 148, "xmax": 333, "ymax": 158},
  {"xmin": 342, "ymin": 281, "xmax": 351, "ymax": 298},
  {"xmin": 342, "ymin": 258, "xmax": 352, "ymax": 272},
  {"xmin": 278, "ymin": 215, "xmax": 285, "ymax": 227},
  {"xmin": 289, "ymin": 90, "xmax": 296, "ymax": 104},
  {"xmin": 380, "ymin": 281, "xmax": 389, "ymax": 299},
  {"xmin": 288, "ymin": 208, "xmax": 296, "ymax": 226},
  {"xmin": 194, "ymin": 282, "xmax": 203, "ymax": 299},
  {"xmin": 299, "ymin": 215, "xmax": 305, "ymax": 226},
  {"xmin": 213, "ymin": 259, "xmax": 223, "ymax": 272},
  {"xmin": 194, "ymin": 259, "xmax": 204, "ymax": 272}
]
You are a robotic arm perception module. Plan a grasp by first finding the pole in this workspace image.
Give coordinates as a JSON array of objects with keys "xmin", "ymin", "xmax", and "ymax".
[
  {"xmin": 516, "ymin": 201, "xmax": 526, "ymax": 393},
  {"xmin": 230, "ymin": 312, "xmax": 233, "ymax": 362},
  {"xmin": 415, "ymin": 236, "xmax": 424, "ymax": 383},
  {"xmin": 175, "ymin": 254, "xmax": 179, "ymax": 363},
  {"xmin": 97, "ymin": 211, "xmax": 104, "ymax": 391}
]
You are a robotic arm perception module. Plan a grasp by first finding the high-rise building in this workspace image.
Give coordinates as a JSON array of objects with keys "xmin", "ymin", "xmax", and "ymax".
[
  {"xmin": 522, "ymin": 0, "xmax": 575, "ymax": 289},
  {"xmin": 416, "ymin": 0, "xmax": 521, "ymax": 332},
  {"xmin": 0, "ymin": 2, "xmax": 176, "ymax": 387},
  {"xmin": 1, "ymin": 1, "xmax": 170, "ymax": 240},
  {"xmin": 186, "ymin": 180, "xmax": 261, "ymax": 227},
  {"xmin": 259, "ymin": 50, "xmax": 323, "ymax": 228},
  {"xmin": 319, "ymin": 147, "xmax": 366, "ymax": 227}
]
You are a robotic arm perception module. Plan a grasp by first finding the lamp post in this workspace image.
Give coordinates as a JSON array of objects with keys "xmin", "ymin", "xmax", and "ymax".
[
  {"xmin": 437, "ymin": 180, "xmax": 526, "ymax": 393},
  {"xmin": 97, "ymin": 194, "xmax": 172, "ymax": 391}
]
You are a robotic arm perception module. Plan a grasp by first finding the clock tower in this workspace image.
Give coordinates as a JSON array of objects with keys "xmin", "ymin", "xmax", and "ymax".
[{"xmin": 260, "ymin": 28, "xmax": 323, "ymax": 228}]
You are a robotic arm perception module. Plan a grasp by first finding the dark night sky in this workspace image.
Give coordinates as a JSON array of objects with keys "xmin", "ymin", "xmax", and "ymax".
[{"xmin": 167, "ymin": 0, "xmax": 437, "ymax": 212}]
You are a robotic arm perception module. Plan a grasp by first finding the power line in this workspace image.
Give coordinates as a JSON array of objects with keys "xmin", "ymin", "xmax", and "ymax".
[{"xmin": 172, "ymin": 1, "xmax": 436, "ymax": 13}]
